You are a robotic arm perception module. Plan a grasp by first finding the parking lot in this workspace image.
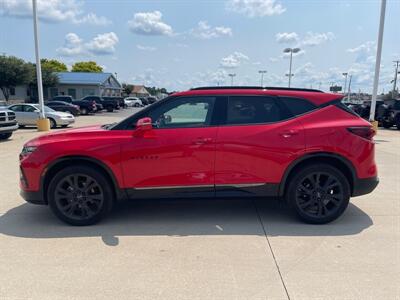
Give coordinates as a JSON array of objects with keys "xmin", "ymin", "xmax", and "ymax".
[{"xmin": 0, "ymin": 108, "xmax": 399, "ymax": 300}]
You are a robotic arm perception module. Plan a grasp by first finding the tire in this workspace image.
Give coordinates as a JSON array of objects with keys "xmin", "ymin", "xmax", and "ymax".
[
  {"xmin": 285, "ymin": 164, "xmax": 350, "ymax": 224},
  {"xmin": 81, "ymin": 107, "xmax": 88, "ymax": 115},
  {"xmin": 0, "ymin": 133, "xmax": 12, "ymax": 140},
  {"xmin": 47, "ymin": 165, "xmax": 114, "ymax": 226},
  {"xmin": 49, "ymin": 118, "xmax": 57, "ymax": 129},
  {"xmin": 382, "ymin": 121, "xmax": 392, "ymax": 129},
  {"xmin": 395, "ymin": 115, "xmax": 400, "ymax": 130},
  {"xmin": 134, "ymin": 103, "xmax": 140, "ymax": 107},
  {"xmin": 61, "ymin": 125, "xmax": 68, "ymax": 128},
  {"xmin": 106, "ymin": 106, "xmax": 114, "ymax": 112}
]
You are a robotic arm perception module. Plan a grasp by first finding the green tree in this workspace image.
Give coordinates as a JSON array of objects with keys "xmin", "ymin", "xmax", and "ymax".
[
  {"xmin": 27, "ymin": 63, "xmax": 59, "ymax": 101},
  {"xmin": 122, "ymin": 83, "xmax": 134, "ymax": 95},
  {"xmin": 41, "ymin": 58, "xmax": 68, "ymax": 72},
  {"xmin": 0, "ymin": 55, "xmax": 32, "ymax": 102},
  {"xmin": 71, "ymin": 61, "xmax": 103, "ymax": 73}
]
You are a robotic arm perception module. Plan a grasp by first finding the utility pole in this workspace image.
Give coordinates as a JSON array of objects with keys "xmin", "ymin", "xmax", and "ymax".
[
  {"xmin": 258, "ymin": 70, "xmax": 267, "ymax": 86},
  {"xmin": 342, "ymin": 72, "xmax": 348, "ymax": 97},
  {"xmin": 32, "ymin": 0, "xmax": 49, "ymax": 131},
  {"xmin": 347, "ymin": 75, "xmax": 352, "ymax": 102},
  {"xmin": 369, "ymin": 0, "xmax": 387, "ymax": 124},
  {"xmin": 283, "ymin": 48, "xmax": 300, "ymax": 88},
  {"xmin": 392, "ymin": 60, "xmax": 399, "ymax": 97},
  {"xmin": 228, "ymin": 73, "xmax": 236, "ymax": 86}
]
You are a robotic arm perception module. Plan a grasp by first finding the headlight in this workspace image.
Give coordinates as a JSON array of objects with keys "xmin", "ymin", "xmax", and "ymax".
[{"xmin": 20, "ymin": 146, "xmax": 37, "ymax": 159}]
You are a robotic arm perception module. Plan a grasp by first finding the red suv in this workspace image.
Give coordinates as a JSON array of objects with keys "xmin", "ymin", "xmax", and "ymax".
[{"xmin": 20, "ymin": 87, "xmax": 378, "ymax": 225}]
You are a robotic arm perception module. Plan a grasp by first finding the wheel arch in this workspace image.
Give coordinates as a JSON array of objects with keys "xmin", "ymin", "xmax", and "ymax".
[
  {"xmin": 279, "ymin": 152, "xmax": 356, "ymax": 197},
  {"xmin": 41, "ymin": 156, "xmax": 125, "ymax": 204}
]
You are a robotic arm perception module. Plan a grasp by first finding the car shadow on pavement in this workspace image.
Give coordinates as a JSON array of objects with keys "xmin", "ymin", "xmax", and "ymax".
[{"xmin": 0, "ymin": 198, "xmax": 373, "ymax": 246}]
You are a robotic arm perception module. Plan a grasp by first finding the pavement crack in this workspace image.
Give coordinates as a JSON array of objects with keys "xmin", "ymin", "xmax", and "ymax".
[{"xmin": 252, "ymin": 199, "xmax": 291, "ymax": 300}]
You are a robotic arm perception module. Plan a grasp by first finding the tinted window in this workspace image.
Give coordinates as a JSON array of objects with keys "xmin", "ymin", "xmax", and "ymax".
[
  {"xmin": 226, "ymin": 96, "xmax": 285, "ymax": 125},
  {"xmin": 9, "ymin": 105, "xmax": 23, "ymax": 112},
  {"xmin": 148, "ymin": 97, "xmax": 215, "ymax": 128},
  {"xmin": 24, "ymin": 105, "xmax": 38, "ymax": 112},
  {"xmin": 280, "ymin": 97, "xmax": 317, "ymax": 117}
]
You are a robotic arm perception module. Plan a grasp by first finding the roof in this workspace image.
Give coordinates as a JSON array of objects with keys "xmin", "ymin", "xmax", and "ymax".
[
  {"xmin": 56, "ymin": 72, "xmax": 115, "ymax": 85},
  {"xmin": 173, "ymin": 87, "xmax": 344, "ymax": 106},
  {"xmin": 132, "ymin": 85, "xmax": 150, "ymax": 94}
]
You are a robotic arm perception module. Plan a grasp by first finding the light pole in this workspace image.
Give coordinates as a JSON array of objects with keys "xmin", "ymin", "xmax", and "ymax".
[
  {"xmin": 347, "ymin": 75, "xmax": 352, "ymax": 102},
  {"xmin": 228, "ymin": 73, "xmax": 236, "ymax": 86},
  {"xmin": 258, "ymin": 70, "xmax": 267, "ymax": 86},
  {"xmin": 392, "ymin": 60, "xmax": 399, "ymax": 97},
  {"xmin": 283, "ymin": 47, "xmax": 300, "ymax": 88},
  {"xmin": 369, "ymin": 0, "xmax": 387, "ymax": 124},
  {"xmin": 342, "ymin": 72, "xmax": 348, "ymax": 97}
]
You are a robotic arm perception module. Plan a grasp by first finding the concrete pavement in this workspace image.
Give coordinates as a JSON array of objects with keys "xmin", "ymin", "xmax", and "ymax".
[{"xmin": 0, "ymin": 109, "xmax": 399, "ymax": 299}]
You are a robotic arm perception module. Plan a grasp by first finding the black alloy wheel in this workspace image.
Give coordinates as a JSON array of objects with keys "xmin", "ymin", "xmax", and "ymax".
[
  {"xmin": 48, "ymin": 166, "xmax": 113, "ymax": 225},
  {"xmin": 286, "ymin": 164, "xmax": 350, "ymax": 224}
]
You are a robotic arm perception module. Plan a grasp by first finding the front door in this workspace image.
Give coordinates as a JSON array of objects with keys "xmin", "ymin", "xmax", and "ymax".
[
  {"xmin": 121, "ymin": 96, "xmax": 218, "ymax": 198},
  {"xmin": 215, "ymin": 95, "xmax": 305, "ymax": 196}
]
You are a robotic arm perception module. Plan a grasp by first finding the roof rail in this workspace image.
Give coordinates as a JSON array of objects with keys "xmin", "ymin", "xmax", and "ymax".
[{"xmin": 190, "ymin": 86, "xmax": 324, "ymax": 93}]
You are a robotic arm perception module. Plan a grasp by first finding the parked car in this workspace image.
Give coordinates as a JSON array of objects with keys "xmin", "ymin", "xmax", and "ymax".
[
  {"xmin": 139, "ymin": 97, "xmax": 149, "ymax": 105},
  {"xmin": 8, "ymin": 103, "xmax": 75, "ymax": 129},
  {"xmin": 50, "ymin": 95, "xmax": 96, "ymax": 115},
  {"xmin": 103, "ymin": 97, "xmax": 124, "ymax": 109},
  {"xmin": 19, "ymin": 86, "xmax": 378, "ymax": 226},
  {"xmin": 376, "ymin": 99, "xmax": 400, "ymax": 129},
  {"xmin": 82, "ymin": 96, "xmax": 119, "ymax": 112},
  {"xmin": 45, "ymin": 101, "xmax": 81, "ymax": 116},
  {"xmin": 124, "ymin": 97, "xmax": 143, "ymax": 107},
  {"xmin": 146, "ymin": 96, "xmax": 158, "ymax": 104},
  {"xmin": 0, "ymin": 106, "xmax": 18, "ymax": 140}
]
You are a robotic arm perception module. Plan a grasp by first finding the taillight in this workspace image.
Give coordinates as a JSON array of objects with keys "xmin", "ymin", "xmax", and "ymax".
[{"xmin": 347, "ymin": 127, "xmax": 375, "ymax": 140}]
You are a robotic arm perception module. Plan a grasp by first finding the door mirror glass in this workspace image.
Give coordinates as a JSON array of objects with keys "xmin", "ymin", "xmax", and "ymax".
[{"xmin": 136, "ymin": 117, "xmax": 152, "ymax": 131}]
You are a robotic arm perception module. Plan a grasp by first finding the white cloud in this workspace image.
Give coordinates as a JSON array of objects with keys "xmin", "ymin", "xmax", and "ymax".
[
  {"xmin": 191, "ymin": 21, "xmax": 233, "ymax": 39},
  {"xmin": 0, "ymin": 0, "xmax": 111, "ymax": 25},
  {"xmin": 347, "ymin": 41, "xmax": 375, "ymax": 63},
  {"xmin": 276, "ymin": 32, "xmax": 299, "ymax": 43},
  {"xmin": 57, "ymin": 32, "xmax": 119, "ymax": 56},
  {"xmin": 220, "ymin": 52, "xmax": 249, "ymax": 68},
  {"xmin": 302, "ymin": 31, "xmax": 335, "ymax": 46},
  {"xmin": 128, "ymin": 11, "xmax": 173, "ymax": 36},
  {"xmin": 86, "ymin": 32, "xmax": 119, "ymax": 55},
  {"xmin": 226, "ymin": 0, "xmax": 286, "ymax": 17},
  {"xmin": 269, "ymin": 57, "xmax": 279, "ymax": 62},
  {"xmin": 137, "ymin": 45, "xmax": 157, "ymax": 51}
]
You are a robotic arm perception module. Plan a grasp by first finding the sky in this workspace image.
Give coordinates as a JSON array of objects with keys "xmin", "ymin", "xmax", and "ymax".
[{"xmin": 0, "ymin": 0, "xmax": 399, "ymax": 93}]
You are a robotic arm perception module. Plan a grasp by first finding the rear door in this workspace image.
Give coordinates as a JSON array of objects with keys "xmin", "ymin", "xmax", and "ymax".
[{"xmin": 214, "ymin": 95, "xmax": 306, "ymax": 197}]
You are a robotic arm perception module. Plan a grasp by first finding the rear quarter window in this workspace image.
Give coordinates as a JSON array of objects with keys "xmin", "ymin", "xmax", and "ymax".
[{"xmin": 279, "ymin": 97, "xmax": 317, "ymax": 117}]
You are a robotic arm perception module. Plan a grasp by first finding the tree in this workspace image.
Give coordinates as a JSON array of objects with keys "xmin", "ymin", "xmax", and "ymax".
[
  {"xmin": 41, "ymin": 58, "xmax": 67, "ymax": 72},
  {"xmin": 122, "ymin": 83, "xmax": 134, "ymax": 95},
  {"xmin": 71, "ymin": 61, "xmax": 103, "ymax": 73},
  {"xmin": 27, "ymin": 63, "xmax": 59, "ymax": 101},
  {"xmin": 0, "ymin": 55, "xmax": 32, "ymax": 102}
]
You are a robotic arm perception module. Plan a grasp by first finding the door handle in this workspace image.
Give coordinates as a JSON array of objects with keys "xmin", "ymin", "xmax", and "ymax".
[
  {"xmin": 192, "ymin": 137, "xmax": 213, "ymax": 145},
  {"xmin": 280, "ymin": 129, "xmax": 299, "ymax": 138}
]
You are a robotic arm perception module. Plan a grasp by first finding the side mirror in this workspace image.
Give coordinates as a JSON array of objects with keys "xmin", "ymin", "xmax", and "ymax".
[{"xmin": 136, "ymin": 117, "xmax": 152, "ymax": 131}]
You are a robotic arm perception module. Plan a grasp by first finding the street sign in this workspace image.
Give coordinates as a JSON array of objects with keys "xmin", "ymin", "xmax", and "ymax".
[{"xmin": 330, "ymin": 85, "xmax": 342, "ymax": 92}]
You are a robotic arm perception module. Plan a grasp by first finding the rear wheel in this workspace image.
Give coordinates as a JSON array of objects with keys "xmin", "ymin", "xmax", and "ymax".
[
  {"xmin": 382, "ymin": 121, "xmax": 392, "ymax": 129},
  {"xmin": 80, "ymin": 107, "xmax": 88, "ymax": 115},
  {"xmin": 106, "ymin": 106, "xmax": 114, "ymax": 112},
  {"xmin": 49, "ymin": 118, "xmax": 57, "ymax": 129},
  {"xmin": 0, "ymin": 133, "xmax": 12, "ymax": 140},
  {"xmin": 134, "ymin": 103, "xmax": 140, "ymax": 107},
  {"xmin": 47, "ymin": 166, "xmax": 114, "ymax": 226},
  {"xmin": 286, "ymin": 164, "xmax": 350, "ymax": 224}
]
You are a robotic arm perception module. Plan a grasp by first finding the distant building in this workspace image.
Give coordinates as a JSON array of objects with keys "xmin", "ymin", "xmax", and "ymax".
[
  {"xmin": 130, "ymin": 85, "xmax": 150, "ymax": 98},
  {"xmin": 50, "ymin": 72, "xmax": 122, "ymax": 99},
  {"xmin": 0, "ymin": 72, "xmax": 122, "ymax": 102}
]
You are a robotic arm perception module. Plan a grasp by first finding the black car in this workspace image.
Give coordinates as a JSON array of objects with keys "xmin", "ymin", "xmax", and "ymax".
[
  {"xmin": 377, "ymin": 99, "xmax": 400, "ymax": 129},
  {"xmin": 45, "ymin": 101, "xmax": 81, "ymax": 116},
  {"xmin": 146, "ymin": 96, "xmax": 158, "ymax": 104},
  {"xmin": 139, "ymin": 97, "xmax": 149, "ymax": 105},
  {"xmin": 82, "ymin": 96, "xmax": 119, "ymax": 112},
  {"xmin": 50, "ymin": 95, "xmax": 97, "ymax": 115}
]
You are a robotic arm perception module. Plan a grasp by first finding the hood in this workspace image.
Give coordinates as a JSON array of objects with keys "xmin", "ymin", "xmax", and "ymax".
[{"xmin": 26, "ymin": 125, "xmax": 105, "ymax": 146}]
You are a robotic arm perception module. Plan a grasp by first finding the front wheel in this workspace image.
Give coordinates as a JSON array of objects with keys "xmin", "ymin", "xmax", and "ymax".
[
  {"xmin": 106, "ymin": 106, "xmax": 114, "ymax": 112},
  {"xmin": 286, "ymin": 164, "xmax": 350, "ymax": 224},
  {"xmin": 0, "ymin": 133, "xmax": 12, "ymax": 140},
  {"xmin": 47, "ymin": 166, "xmax": 114, "ymax": 225},
  {"xmin": 49, "ymin": 118, "xmax": 57, "ymax": 129},
  {"xmin": 80, "ymin": 107, "xmax": 88, "ymax": 115}
]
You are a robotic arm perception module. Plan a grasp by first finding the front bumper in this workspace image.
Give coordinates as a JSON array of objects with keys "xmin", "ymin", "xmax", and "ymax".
[
  {"xmin": 0, "ymin": 123, "xmax": 19, "ymax": 133},
  {"xmin": 352, "ymin": 176, "xmax": 379, "ymax": 197},
  {"xmin": 58, "ymin": 118, "xmax": 75, "ymax": 125}
]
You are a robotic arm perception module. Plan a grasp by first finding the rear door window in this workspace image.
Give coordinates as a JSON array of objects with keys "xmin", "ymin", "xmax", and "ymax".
[
  {"xmin": 226, "ymin": 96, "xmax": 287, "ymax": 125},
  {"xmin": 279, "ymin": 97, "xmax": 317, "ymax": 117}
]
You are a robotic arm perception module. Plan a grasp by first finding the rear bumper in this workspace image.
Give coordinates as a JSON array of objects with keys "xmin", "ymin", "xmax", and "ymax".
[
  {"xmin": 20, "ymin": 190, "xmax": 46, "ymax": 205},
  {"xmin": 352, "ymin": 176, "xmax": 379, "ymax": 197}
]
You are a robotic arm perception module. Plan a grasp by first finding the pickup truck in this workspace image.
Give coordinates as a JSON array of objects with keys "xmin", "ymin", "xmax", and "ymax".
[
  {"xmin": 50, "ymin": 95, "xmax": 97, "ymax": 115},
  {"xmin": 0, "ymin": 106, "xmax": 19, "ymax": 140},
  {"xmin": 82, "ymin": 96, "xmax": 120, "ymax": 112}
]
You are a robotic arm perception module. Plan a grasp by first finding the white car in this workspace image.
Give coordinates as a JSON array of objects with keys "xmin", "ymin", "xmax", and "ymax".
[
  {"xmin": 8, "ymin": 103, "xmax": 75, "ymax": 129},
  {"xmin": 124, "ymin": 97, "xmax": 143, "ymax": 107}
]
